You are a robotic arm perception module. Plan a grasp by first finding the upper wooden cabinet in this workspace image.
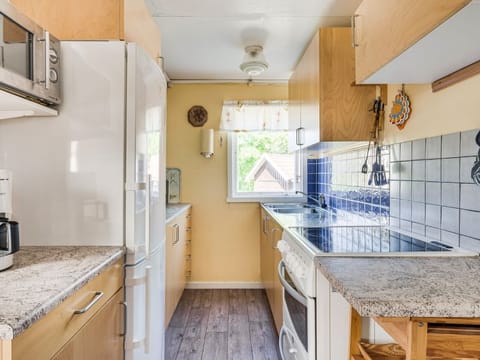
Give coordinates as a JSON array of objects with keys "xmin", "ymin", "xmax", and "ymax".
[
  {"xmin": 288, "ymin": 27, "xmax": 377, "ymax": 150},
  {"xmin": 10, "ymin": 0, "xmax": 161, "ymax": 60},
  {"xmin": 354, "ymin": 0, "xmax": 477, "ymax": 84}
]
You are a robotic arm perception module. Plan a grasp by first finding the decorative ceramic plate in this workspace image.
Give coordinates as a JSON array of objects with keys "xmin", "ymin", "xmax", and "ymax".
[
  {"xmin": 389, "ymin": 90, "xmax": 411, "ymax": 129},
  {"xmin": 188, "ymin": 105, "xmax": 208, "ymax": 127}
]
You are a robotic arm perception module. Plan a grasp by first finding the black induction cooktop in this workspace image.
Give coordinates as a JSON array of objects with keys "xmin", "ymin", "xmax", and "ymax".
[{"xmin": 289, "ymin": 226, "xmax": 454, "ymax": 254}]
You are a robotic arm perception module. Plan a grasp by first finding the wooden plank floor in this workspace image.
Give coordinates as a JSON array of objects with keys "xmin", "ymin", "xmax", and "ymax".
[{"xmin": 165, "ymin": 289, "xmax": 281, "ymax": 360}]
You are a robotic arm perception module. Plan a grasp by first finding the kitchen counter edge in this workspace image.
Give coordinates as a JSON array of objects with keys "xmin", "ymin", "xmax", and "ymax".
[
  {"xmin": 261, "ymin": 203, "xmax": 480, "ymax": 319},
  {"xmin": 166, "ymin": 203, "xmax": 191, "ymax": 223},
  {"xmin": 0, "ymin": 246, "xmax": 125, "ymax": 340}
]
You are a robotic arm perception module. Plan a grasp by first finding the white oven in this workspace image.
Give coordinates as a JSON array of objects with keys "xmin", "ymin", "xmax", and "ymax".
[
  {"xmin": 277, "ymin": 231, "xmax": 318, "ymax": 360},
  {"xmin": 278, "ymin": 260, "xmax": 316, "ymax": 360}
]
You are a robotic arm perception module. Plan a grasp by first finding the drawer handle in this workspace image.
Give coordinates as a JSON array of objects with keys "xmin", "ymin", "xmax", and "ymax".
[{"xmin": 73, "ymin": 291, "xmax": 104, "ymax": 315}]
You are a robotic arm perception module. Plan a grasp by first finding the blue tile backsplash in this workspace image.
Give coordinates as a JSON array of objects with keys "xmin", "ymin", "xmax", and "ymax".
[
  {"xmin": 305, "ymin": 128, "xmax": 480, "ymax": 252},
  {"xmin": 307, "ymin": 145, "xmax": 390, "ymax": 224}
]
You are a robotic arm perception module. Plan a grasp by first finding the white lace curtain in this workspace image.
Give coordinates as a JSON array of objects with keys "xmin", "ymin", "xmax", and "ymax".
[{"xmin": 219, "ymin": 100, "xmax": 288, "ymax": 131}]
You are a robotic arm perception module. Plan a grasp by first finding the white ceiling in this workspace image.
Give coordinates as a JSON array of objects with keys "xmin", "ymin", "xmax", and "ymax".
[{"xmin": 146, "ymin": 0, "xmax": 362, "ymax": 81}]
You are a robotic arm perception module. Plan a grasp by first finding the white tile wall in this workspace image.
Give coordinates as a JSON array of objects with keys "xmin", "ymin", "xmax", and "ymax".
[{"xmin": 390, "ymin": 128, "xmax": 480, "ymax": 250}]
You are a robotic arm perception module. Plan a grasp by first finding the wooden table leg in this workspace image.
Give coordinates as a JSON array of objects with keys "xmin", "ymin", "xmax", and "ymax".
[
  {"xmin": 350, "ymin": 307, "xmax": 362, "ymax": 359},
  {"xmin": 406, "ymin": 320, "xmax": 427, "ymax": 360}
]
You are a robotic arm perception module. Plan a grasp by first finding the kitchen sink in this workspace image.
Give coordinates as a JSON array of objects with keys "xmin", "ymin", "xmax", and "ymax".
[
  {"xmin": 263, "ymin": 203, "xmax": 323, "ymax": 214},
  {"xmin": 273, "ymin": 207, "xmax": 319, "ymax": 214}
]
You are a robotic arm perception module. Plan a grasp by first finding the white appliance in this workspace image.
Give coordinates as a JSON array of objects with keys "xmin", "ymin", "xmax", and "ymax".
[
  {"xmin": 277, "ymin": 233, "xmax": 317, "ymax": 360},
  {"xmin": 0, "ymin": 0, "xmax": 61, "ymax": 105},
  {"xmin": 0, "ymin": 41, "xmax": 166, "ymax": 359},
  {"xmin": 0, "ymin": 169, "xmax": 19, "ymax": 271}
]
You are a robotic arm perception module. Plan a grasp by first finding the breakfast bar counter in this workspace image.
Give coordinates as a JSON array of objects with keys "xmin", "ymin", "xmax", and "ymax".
[
  {"xmin": 315, "ymin": 256, "xmax": 480, "ymax": 318},
  {"xmin": 0, "ymin": 246, "xmax": 124, "ymax": 340}
]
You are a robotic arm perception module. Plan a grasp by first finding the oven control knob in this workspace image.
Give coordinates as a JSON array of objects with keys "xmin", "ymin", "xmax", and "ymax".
[
  {"xmin": 49, "ymin": 48, "xmax": 59, "ymax": 64},
  {"xmin": 49, "ymin": 69, "xmax": 58, "ymax": 83}
]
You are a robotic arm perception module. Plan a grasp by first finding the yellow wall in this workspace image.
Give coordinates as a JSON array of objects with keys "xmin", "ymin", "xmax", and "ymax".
[
  {"xmin": 167, "ymin": 83, "xmax": 288, "ymax": 284},
  {"xmin": 383, "ymin": 73, "xmax": 480, "ymax": 144}
]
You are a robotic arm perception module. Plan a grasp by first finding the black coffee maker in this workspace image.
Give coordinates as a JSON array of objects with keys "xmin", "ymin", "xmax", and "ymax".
[{"xmin": 0, "ymin": 170, "xmax": 19, "ymax": 271}]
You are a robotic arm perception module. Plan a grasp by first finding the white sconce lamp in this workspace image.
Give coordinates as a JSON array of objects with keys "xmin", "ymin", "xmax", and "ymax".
[{"xmin": 201, "ymin": 128, "xmax": 214, "ymax": 158}]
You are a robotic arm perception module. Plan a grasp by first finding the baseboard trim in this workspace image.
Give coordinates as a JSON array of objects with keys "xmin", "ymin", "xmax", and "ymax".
[{"xmin": 185, "ymin": 281, "xmax": 264, "ymax": 289}]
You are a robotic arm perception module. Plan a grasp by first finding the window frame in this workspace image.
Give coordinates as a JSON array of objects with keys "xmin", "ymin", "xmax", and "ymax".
[{"xmin": 226, "ymin": 131, "xmax": 306, "ymax": 203}]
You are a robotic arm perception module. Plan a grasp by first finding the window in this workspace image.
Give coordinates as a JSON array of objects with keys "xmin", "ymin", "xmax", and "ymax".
[{"xmin": 221, "ymin": 101, "xmax": 303, "ymax": 202}]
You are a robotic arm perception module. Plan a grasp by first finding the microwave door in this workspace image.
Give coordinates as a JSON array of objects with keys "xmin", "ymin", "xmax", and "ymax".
[{"xmin": 0, "ymin": 14, "xmax": 33, "ymax": 80}]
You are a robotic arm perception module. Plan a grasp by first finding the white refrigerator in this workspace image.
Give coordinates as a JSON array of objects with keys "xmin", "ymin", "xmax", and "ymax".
[{"xmin": 0, "ymin": 41, "xmax": 166, "ymax": 359}]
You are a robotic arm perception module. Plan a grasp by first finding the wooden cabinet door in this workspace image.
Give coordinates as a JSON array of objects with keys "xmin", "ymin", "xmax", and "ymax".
[
  {"xmin": 272, "ymin": 248, "xmax": 283, "ymax": 333},
  {"xmin": 268, "ymin": 217, "xmax": 283, "ymax": 333},
  {"xmin": 165, "ymin": 211, "xmax": 189, "ymax": 328},
  {"xmin": 319, "ymin": 27, "xmax": 376, "ymax": 141},
  {"xmin": 299, "ymin": 30, "xmax": 320, "ymax": 147},
  {"xmin": 288, "ymin": 67, "xmax": 302, "ymax": 152},
  {"xmin": 176, "ymin": 213, "xmax": 188, "ymax": 297},
  {"xmin": 354, "ymin": 0, "xmax": 469, "ymax": 83},
  {"xmin": 53, "ymin": 290, "xmax": 124, "ymax": 360},
  {"xmin": 260, "ymin": 210, "xmax": 274, "ymax": 308},
  {"xmin": 165, "ymin": 219, "xmax": 178, "ymax": 327},
  {"xmin": 289, "ymin": 27, "xmax": 376, "ymax": 145}
]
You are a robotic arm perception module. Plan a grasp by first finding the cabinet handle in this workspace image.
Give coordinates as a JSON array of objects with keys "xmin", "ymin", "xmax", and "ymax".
[
  {"xmin": 73, "ymin": 291, "xmax": 104, "ymax": 315},
  {"xmin": 270, "ymin": 227, "xmax": 281, "ymax": 249},
  {"xmin": 172, "ymin": 224, "xmax": 180, "ymax": 245},
  {"xmin": 119, "ymin": 301, "xmax": 127, "ymax": 337},
  {"xmin": 351, "ymin": 15, "xmax": 359, "ymax": 48},
  {"xmin": 145, "ymin": 175, "xmax": 151, "ymax": 259},
  {"xmin": 144, "ymin": 265, "xmax": 151, "ymax": 354},
  {"xmin": 295, "ymin": 127, "xmax": 305, "ymax": 146}
]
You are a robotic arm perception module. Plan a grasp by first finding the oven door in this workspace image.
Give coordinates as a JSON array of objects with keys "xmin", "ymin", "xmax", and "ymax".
[{"xmin": 278, "ymin": 260, "xmax": 315, "ymax": 359}]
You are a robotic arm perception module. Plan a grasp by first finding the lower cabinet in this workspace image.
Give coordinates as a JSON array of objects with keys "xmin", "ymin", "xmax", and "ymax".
[
  {"xmin": 165, "ymin": 207, "xmax": 192, "ymax": 328},
  {"xmin": 53, "ymin": 290, "xmax": 124, "ymax": 360},
  {"xmin": 272, "ymin": 248, "xmax": 283, "ymax": 332},
  {"xmin": 260, "ymin": 208, "xmax": 283, "ymax": 333},
  {"xmin": 1, "ymin": 259, "xmax": 124, "ymax": 360}
]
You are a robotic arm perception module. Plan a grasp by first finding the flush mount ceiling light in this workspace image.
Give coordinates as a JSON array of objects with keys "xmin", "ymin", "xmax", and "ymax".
[{"xmin": 240, "ymin": 45, "xmax": 269, "ymax": 77}]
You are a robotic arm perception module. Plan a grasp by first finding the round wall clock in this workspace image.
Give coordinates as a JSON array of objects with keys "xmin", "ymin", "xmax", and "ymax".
[{"xmin": 188, "ymin": 105, "xmax": 208, "ymax": 127}]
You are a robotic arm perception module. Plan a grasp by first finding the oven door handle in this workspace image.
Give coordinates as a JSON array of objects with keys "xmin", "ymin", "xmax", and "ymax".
[
  {"xmin": 278, "ymin": 326, "xmax": 287, "ymax": 360},
  {"xmin": 278, "ymin": 260, "xmax": 308, "ymax": 306},
  {"xmin": 279, "ymin": 325, "xmax": 299, "ymax": 360}
]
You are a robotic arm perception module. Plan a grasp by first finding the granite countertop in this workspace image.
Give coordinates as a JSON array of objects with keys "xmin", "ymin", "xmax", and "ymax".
[
  {"xmin": 166, "ymin": 203, "xmax": 191, "ymax": 223},
  {"xmin": 315, "ymin": 256, "xmax": 480, "ymax": 318},
  {"xmin": 0, "ymin": 246, "xmax": 124, "ymax": 340}
]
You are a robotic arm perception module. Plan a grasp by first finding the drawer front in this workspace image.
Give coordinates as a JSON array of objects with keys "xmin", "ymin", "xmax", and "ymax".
[{"xmin": 13, "ymin": 259, "xmax": 123, "ymax": 360}]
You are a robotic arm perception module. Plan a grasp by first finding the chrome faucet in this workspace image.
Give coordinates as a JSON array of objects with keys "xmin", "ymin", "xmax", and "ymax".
[{"xmin": 295, "ymin": 191, "xmax": 328, "ymax": 209}]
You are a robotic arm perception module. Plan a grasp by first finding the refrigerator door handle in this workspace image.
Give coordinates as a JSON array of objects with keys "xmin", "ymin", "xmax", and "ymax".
[
  {"xmin": 125, "ymin": 182, "xmax": 147, "ymax": 191},
  {"xmin": 124, "ymin": 273, "xmax": 147, "ymax": 351},
  {"xmin": 145, "ymin": 174, "xmax": 151, "ymax": 259},
  {"xmin": 144, "ymin": 265, "xmax": 152, "ymax": 354}
]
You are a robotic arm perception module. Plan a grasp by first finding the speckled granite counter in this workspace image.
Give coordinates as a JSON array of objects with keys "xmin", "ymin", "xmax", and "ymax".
[
  {"xmin": 315, "ymin": 256, "xmax": 480, "ymax": 318},
  {"xmin": 0, "ymin": 246, "xmax": 124, "ymax": 339},
  {"xmin": 166, "ymin": 203, "xmax": 191, "ymax": 223}
]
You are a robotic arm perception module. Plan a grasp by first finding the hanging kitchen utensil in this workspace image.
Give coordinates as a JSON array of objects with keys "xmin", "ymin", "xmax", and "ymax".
[
  {"xmin": 362, "ymin": 97, "xmax": 384, "ymax": 174},
  {"xmin": 374, "ymin": 146, "xmax": 388, "ymax": 186},
  {"xmin": 361, "ymin": 139, "xmax": 371, "ymax": 174},
  {"xmin": 472, "ymin": 131, "xmax": 480, "ymax": 185},
  {"xmin": 389, "ymin": 85, "xmax": 411, "ymax": 130}
]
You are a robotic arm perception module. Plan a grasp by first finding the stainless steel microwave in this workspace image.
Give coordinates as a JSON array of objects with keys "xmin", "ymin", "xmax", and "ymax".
[{"xmin": 0, "ymin": 1, "xmax": 60, "ymax": 105}]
